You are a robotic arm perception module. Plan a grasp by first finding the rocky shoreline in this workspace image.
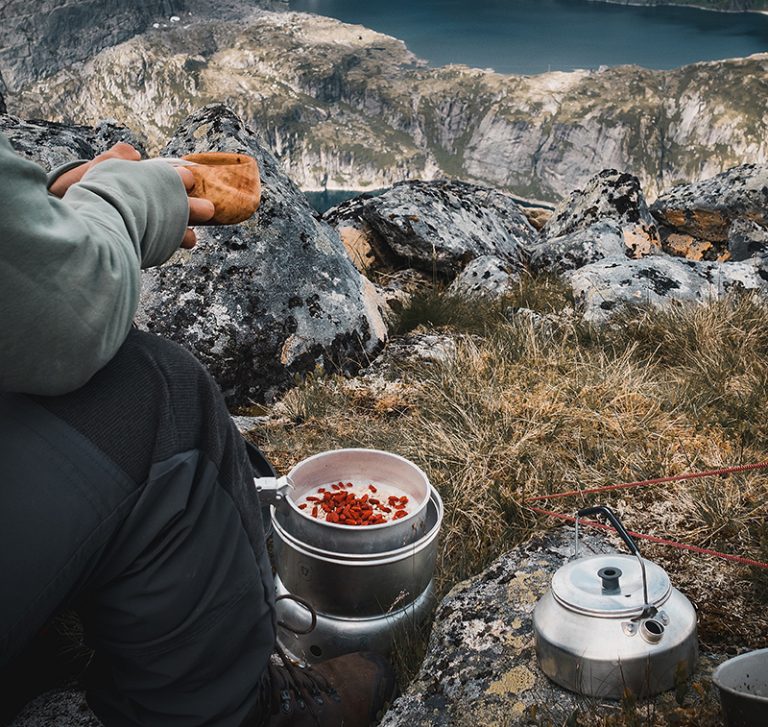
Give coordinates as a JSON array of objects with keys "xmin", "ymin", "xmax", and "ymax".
[{"xmin": 596, "ymin": 0, "xmax": 768, "ymax": 11}]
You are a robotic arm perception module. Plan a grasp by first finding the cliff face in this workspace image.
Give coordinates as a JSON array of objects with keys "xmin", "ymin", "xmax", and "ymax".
[
  {"xmin": 6, "ymin": 10, "xmax": 767, "ymax": 203},
  {"xmin": 0, "ymin": 0, "xmax": 188, "ymax": 89}
]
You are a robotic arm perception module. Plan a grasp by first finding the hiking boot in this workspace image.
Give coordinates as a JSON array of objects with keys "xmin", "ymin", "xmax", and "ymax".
[{"xmin": 250, "ymin": 649, "xmax": 397, "ymax": 727}]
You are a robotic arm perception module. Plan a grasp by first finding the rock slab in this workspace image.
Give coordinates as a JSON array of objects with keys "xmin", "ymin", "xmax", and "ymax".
[
  {"xmin": 380, "ymin": 527, "xmax": 615, "ymax": 727},
  {"xmin": 325, "ymin": 180, "xmax": 535, "ymax": 279},
  {"xmin": 541, "ymin": 169, "xmax": 660, "ymax": 258},
  {"xmin": 651, "ymin": 164, "xmax": 768, "ymax": 242},
  {"xmin": 380, "ymin": 526, "xmax": 722, "ymax": 727},
  {"xmin": 566, "ymin": 255, "xmax": 768, "ymax": 323},
  {"xmin": 0, "ymin": 114, "xmax": 147, "ymax": 169},
  {"xmin": 529, "ymin": 219, "xmax": 627, "ymax": 274}
]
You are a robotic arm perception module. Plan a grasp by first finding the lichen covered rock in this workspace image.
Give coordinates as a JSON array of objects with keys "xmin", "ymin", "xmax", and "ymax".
[
  {"xmin": 529, "ymin": 219, "xmax": 627, "ymax": 274},
  {"xmin": 448, "ymin": 255, "xmax": 518, "ymax": 297},
  {"xmin": 379, "ymin": 528, "xmax": 612, "ymax": 726},
  {"xmin": 728, "ymin": 218, "xmax": 768, "ymax": 261},
  {"xmin": 381, "ymin": 526, "xmax": 724, "ymax": 727},
  {"xmin": 324, "ymin": 180, "xmax": 535, "ymax": 279},
  {"xmin": 565, "ymin": 254, "xmax": 768, "ymax": 323},
  {"xmin": 138, "ymin": 104, "xmax": 387, "ymax": 405},
  {"xmin": 541, "ymin": 169, "xmax": 660, "ymax": 258},
  {"xmin": 651, "ymin": 164, "xmax": 768, "ymax": 242},
  {"xmin": 0, "ymin": 114, "xmax": 146, "ymax": 169}
]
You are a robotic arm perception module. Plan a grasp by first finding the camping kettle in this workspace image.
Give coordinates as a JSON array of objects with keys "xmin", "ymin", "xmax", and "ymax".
[{"xmin": 533, "ymin": 506, "xmax": 698, "ymax": 699}]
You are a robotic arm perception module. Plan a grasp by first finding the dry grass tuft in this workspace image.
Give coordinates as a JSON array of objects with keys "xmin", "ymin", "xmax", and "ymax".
[{"xmin": 393, "ymin": 273, "xmax": 573, "ymax": 336}]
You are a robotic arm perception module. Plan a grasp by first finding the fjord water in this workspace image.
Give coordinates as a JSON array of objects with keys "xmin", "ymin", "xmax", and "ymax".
[{"xmin": 288, "ymin": 0, "xmax": 768, "ymax": 74}]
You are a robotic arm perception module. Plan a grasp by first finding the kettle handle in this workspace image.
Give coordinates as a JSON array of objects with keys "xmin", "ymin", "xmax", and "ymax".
[
  {"xmin": 576, "ymin": 505, "xmax": 653, "ymax": 617},
  {"xmin": 576, "ymin": 505, "xmax": 641, "ymax": 557}
]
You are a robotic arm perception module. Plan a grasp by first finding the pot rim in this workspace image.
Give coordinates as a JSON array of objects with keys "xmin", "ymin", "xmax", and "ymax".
[
  {"xmin": 284, "ymin": 448, "xmax": 431, "ymax": 534},
  {"xmin": 712, "ymin": 648, "xmax": 768, "ymax": 703},
  {"xmin": 272, "ymin": 485, "xmax": 443, "ymax": 560},
  {"xmin": 273, "ymin": 512, "xmax": 441, "ymax": 567}
]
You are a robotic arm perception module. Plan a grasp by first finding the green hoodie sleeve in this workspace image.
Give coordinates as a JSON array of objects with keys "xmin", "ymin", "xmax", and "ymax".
[{"xmin": 0, "ymin": 133, "xmax": 189, "ymax": 395}]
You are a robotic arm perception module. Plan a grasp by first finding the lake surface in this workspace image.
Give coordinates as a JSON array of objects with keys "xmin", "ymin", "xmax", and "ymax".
[{"xmin": 288, "ymin": 0, "xmax": 768, "ymax": 74}]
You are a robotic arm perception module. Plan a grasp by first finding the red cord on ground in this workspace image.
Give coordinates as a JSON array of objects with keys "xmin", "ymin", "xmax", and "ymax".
[
  {"xmin": 529, "ymin": 506, "xmax": 768, "ymax": 570},
  {"xmin": 524, "ymin": 460, "xmax": 768, "ymax": 503}
]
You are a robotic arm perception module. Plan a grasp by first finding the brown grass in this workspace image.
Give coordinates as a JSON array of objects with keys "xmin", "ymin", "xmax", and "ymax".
[{"xmin": 250, "ymin": 282, "xmax": 768, "ymax": 723}]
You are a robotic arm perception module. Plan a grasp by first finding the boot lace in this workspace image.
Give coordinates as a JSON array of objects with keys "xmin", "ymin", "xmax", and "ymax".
[
  {"xmin": 270, "ymin": 595, "xmax": 340, "ymax": 725},
  {"xmin": 268, "ymin": 643, "xmax": 341, "ymax": 724}
]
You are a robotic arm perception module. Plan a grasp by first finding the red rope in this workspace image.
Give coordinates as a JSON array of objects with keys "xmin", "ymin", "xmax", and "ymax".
[
  {"xmin": 524, "ymin": 460, "xmax": 768, "ymax": 503},
  {"xmin": 529, "ymin": 507, "xmax": 768, "ymax": 570}
]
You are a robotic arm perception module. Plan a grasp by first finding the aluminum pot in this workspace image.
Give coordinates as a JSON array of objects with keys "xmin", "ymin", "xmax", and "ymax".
[
  {"xmin": 261, "ymin": 449, "xmax": 432, "ymax": 554},
  {"xmin": 712, "ymin": 648, "xmax": 768, "ymax": 727},
  {"xmin": 275, "ymin": 575, "xmax": 436, "ymax": 664},
  {"xmin": 533, "ymin": 506, "xmax": 698, "ymax": 699},
  {"xmin": 272, "ymin": 485, "xmax": 442, "ymax": 618}
]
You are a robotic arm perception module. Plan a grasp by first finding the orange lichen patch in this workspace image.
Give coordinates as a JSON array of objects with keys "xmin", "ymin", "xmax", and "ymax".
[
  {"xmin": 623, "ymin": 226, "xmax": 660, "ymax": 258},
  {"xmin": 688, "ymin": 209, "xmax": 731, "ymax": 241},
  {"xmin": 662, "ymin": 209, "xmax": 688, "ymax": 229},
  {"xmin": 339, "ymin": 226, "xmax": 377, "ymax": 272},
  {"xmin": 662, "ymin": 208, "xmax": 730, "ymax": 241},
  {"xmin": 663, "ymin": 233, "xmax": 715, "ymax": 261}
]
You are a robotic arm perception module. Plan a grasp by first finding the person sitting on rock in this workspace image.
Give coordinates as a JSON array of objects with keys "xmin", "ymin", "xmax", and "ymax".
[{"xmin": 0, "ymin": 132, "xmax": 395, "ymax": 726}]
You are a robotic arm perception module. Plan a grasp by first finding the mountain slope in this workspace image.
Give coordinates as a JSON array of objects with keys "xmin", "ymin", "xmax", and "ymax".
[{"xmin": 6, "ymin": 9, "xmax": 767, "ymax": 203}]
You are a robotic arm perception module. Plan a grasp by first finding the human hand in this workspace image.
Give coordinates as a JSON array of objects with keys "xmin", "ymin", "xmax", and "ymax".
[
  {"xmin": 50, "ymin": 142, "xmax": 215, "ymax": 248},
  {"xmin": 175, "ymin": 167, "xmax": 215, "ymax": 248},
  {"xmin": 48, "ymin": 142, "xmax": 142, "ymax": 198}
]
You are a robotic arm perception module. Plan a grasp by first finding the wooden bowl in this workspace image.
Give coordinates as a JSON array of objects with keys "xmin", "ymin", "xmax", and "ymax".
[{"xmin": 181, "ymin": 152, "xmax": 261, "ymax": 225}]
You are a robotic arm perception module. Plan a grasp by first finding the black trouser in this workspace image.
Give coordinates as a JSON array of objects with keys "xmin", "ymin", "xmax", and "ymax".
[{"xmin": 0, "ymin": 330, "xmax": 276, "ymax": 725}]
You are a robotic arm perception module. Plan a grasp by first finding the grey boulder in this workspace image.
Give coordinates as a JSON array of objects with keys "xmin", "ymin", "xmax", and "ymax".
[
  {"xmin": 379, "ymin": 527, "xmax": 638, "ymax": 726},
  {"xmin": 0, "ymin": 114, "xmax": 147, "ymax": 169},
  {"xmin": 728, "ymin": 218, "xmax": 768, "ymax": 262},
  {"xmin": 138, "ymin": 105, "xmax": 387, "ymax": 405},
  {"xmin": 324, "ymin": 180, "xmax": 535, "ymax": 279},
  {"xmin": 529, "ymin": 219, "xmax": 627, "ymax": 274},
  {"xmin": 541, "ymin": 169, "xmax": 660, "ymax": 258},
  {"xmin": 447, "ymin": 255, "xmax": 518, "ymax": 297},
  {"xmin": 565, "ymin": 254, "xmax": 768, "ymax": 324},
  {"xmin": 380, "ymin": 525, "xmax": 725, "ymax": 727},
  {"xmin": 651, "ymin": 164, "xmax": 768, "ymax": 243}
]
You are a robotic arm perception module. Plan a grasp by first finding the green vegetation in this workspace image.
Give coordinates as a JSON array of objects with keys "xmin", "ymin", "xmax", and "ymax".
[{"xmin": 393, "ymin": 274, "xmax": 573, "ymax": 336}]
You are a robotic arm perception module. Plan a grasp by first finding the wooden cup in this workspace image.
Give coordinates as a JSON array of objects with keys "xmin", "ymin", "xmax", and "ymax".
[{"xmin": 181, "ymin": 152, "xmax": 261, "ymax": 225}]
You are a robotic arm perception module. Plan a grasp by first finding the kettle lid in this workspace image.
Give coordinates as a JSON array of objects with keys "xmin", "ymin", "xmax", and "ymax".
[{"xmin": 551, "ymin": 554, "xmax": 672, "ymax": 617}]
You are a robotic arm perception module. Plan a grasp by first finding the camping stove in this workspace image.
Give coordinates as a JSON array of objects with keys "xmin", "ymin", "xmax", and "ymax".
[{"xmin": 264, "ymin": 449, "xmax": 443, "ymax": 663}]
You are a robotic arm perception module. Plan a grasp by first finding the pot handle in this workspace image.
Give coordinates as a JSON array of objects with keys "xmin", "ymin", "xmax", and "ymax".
[
  {"xmin": 576, "ymin": 505, "xmax": 640, "ymax": 557},
  {"xmin": 254, "ymin": 475, "xmax": 294, "ymax": 509}
]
